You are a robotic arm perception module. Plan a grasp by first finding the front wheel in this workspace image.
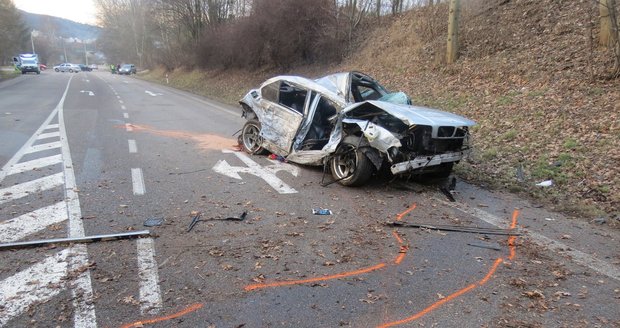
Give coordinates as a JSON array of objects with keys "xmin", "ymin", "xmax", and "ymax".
[
  {"xmin": 329, "ymin": 137, "xmax": 374, "ymax": 186},
  {"xmin": 241, "ymin": 120, "xmax": 267, "ymax": 155},
  {"xmin": 68, "ymin": 69, "xmax": 74, "ymax": 73}
]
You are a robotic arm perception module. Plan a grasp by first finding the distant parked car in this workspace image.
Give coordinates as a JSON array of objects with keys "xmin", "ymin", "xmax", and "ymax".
[
  {"xmin": 53, "ymin": 63, "xmax": 81, "ymax": 73},
  {"xmin": 89, "ymin": 64, "xmax": 98, "ymax": 70},
  {"xmin": 78, "ymin": 64, "xmax": 92, "ymax": 72},
  {"xmin": 118, "ymin": 64, "xmax": 136, "ymax": 75}
]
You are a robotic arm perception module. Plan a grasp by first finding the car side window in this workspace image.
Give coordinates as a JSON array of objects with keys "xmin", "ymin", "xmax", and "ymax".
[
  {"xmin": 278, "ymin": 82, "xmax": 307, "ymax": 114},
  {"xmin": 261, "ymin": 81, "xmax": 280, "ymax": 103}
]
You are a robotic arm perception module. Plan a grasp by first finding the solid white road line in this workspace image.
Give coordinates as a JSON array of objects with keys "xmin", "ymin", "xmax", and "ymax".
[
  {"xmin": 128, "ymin": 140, "xmax": 137, "ymax": 153},
  {"xmin": 0, "ymin": 172, "xmax": 64, "ymax": 205},
  {"xmin": 0, "ymin": 202, "xmax": 67, "ymax": 242},
  {"xmin": 137, "ymin": 238, "xmax": 163, "ymax": 315},
  {"xmin": 131, "ymin": 168, "xmax": 145, "ymax": 195},
  {"xmin": 0, "ymin": 249, "xmax": 69, "ymax": 327},
  {"xmin": 5, "ymin": 154, "xmax": 62, "ymax": 175},
  {"xmin": 37, "ymin": 131, "xmax": 60, "ymax": 140},
  {"xmin": 123, "ymin": 112, "xmax": 129, "ymax": 119},
  {"xmin": 57, "ymin": 76, "xmax": 97, "ymax": 326},
  {"xmin": 126, "ymin": 123, "xmax": 133, "ymax": 132},
  {"xmin": 24, "ymin": 141, "xmax": 62, "ymax": 154},
  {"xmin": 437, "ymin": 199, "xmax": 620, "ymax": 281}
]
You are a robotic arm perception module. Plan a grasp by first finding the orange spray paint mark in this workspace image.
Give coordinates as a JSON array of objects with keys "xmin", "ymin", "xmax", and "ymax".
[
  {"xmin": 119, "ymin": 303, "xmax": 203, "ymax": 328},
  {"xmin": 395, "ymin": 204, "xmax": 417, "ymax": 221},
  {"xmin": 392, "ymin": 230, "xmax": 404, "ymax": 245},
  {"xmin": 244, "ymin": 263, "xmax": 387, "ymax": 291},
  {"xmin": 378, "ymin": 210, "xmax": 521, "ymax": 327},
  {"xmin": 378, "ymin": 284, "xmax": 477, "ymax": 328},
  {"xmin": 508, "ymin": 209, "xmax": 520, "ymax": 260},
  {"xmin": 121, "ymin": 124, "xmax": 238, "ymax": 151}
]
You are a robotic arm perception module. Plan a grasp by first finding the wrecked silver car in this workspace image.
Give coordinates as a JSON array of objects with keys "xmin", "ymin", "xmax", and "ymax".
[{"xmin": 239, "ymin": 72, "xmax": 476, "ymax": 186}]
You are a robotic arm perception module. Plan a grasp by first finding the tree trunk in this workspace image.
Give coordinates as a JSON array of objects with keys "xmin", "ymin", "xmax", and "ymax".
[
  {"xmin": 600, "ymin": 0, "xmax": 612, "ymax": 46},
  {"xmin": 446, "ymin": 0, "xmax": 460, "ymax": 64}
]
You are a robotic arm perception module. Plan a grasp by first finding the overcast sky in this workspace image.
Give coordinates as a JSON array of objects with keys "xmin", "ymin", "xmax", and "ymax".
[{"xmin": 14, "ymin": 0, "xmax": 98, "ymax": 25}]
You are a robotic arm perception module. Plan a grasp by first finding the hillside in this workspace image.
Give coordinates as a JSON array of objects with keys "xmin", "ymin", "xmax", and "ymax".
[
  {"xmin": 141, "ymin": 0, "xmax": 619, "ymax": 223},
  {"xmin": 19, "ymin": 10, "xmax": 100, "ymax": 40}
]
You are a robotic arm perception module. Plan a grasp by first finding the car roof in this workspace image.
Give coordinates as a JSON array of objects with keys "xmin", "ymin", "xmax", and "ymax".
[{"xmin": 261, "ymin": 75, "xmax": 347, "ymax": 107}]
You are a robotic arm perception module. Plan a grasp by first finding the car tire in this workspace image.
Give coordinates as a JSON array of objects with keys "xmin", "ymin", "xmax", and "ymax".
[
  {"xmin": 329, "ymin": 136, "xmax": 374, "ymax": 186},
  {"xmin": 241, "ymin": 120, "xmax": 268, "ymax": 155},
  {"xmin": 69, "ymin": 69, "xmax": 73, "ymax": 73},
  {"xmin": 55, "ymin": 68, "xmax": 59, "ymax": 72}
]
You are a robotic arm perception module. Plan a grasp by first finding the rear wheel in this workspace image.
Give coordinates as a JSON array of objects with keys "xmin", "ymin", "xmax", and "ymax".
[
  {"xmin": 241, "ymin": 120, "xmax": 267, "ymax": 155},
  {"xmin": 69, "ymin": 69, "xmax": 74, "ymax": 73},
  {"xmin": 329, "ymin": 137, "xmax": 374, "ymax": 186}
]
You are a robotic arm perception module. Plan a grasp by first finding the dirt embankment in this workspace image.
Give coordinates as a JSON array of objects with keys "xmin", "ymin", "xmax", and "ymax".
[{"xmin": 140, "ymin": 0, "xmax": 619, "ymax": 223}]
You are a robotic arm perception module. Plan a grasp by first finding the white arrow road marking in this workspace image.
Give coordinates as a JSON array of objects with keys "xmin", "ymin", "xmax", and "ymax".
[
  {"xmin": 0, "ymin": 202, "xmax": 67, "ymax": 242},
  {"xmin": 0, "ymin": 172, "xmax": 64, "ymax": 205},
  {"xmin": 79, "ymin": 90, "xmax": 95, "ymax": 96},
  {"xmin": 137, "ymin": 238, "xmax": 162, "ymax": 315},
  {"xmin": 5, "ymin": 154, "xmax": 62, "ymax": 175},
  {"xmin": 145, "ymin": 90, "xmax": 163, "ymax": 96},
  {"xmin": 212, "ymin": 150, "xmax": 298, "ymax": 194},
  {"xmin": 0, "ymin": 249, "xmax": 70, "ymax": 327}
]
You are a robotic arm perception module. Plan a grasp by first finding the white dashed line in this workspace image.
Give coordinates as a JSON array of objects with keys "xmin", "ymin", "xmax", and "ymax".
[
  {"xmin": 128, "ymin": 140, "xmax": 137, "ymax": 153},
  {"xmin": 131, "ymin": 168, "xmax": 145, "ymax": 195},
  {"xmin": 121, "ymin": 105, "xmax": 126, "ymax": 110},
  {"xmin": 125, "ymin": 123, "xmax": 133, "ymax": 132},
  {"xmin": 123, "ymin": 113, "xmax": 129, "ymax": 119},
  {"xmin": 119, "ymin": 100, "xmax": 124, "ymax": 104},
  {"xmin": 136, "ymin": 238, "xmax": 162, "ymax": 315}
]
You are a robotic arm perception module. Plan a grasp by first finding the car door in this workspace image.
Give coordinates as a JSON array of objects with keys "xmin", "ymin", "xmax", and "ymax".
[{"xmin": 258, "ymin": 80, "xmax": 307, "ymax": 156}]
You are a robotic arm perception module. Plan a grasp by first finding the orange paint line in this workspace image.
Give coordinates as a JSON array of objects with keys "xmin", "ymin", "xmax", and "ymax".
[
  {"xmin": 245, "ymin": 263, "xmax": 387, "ymax": 291},
  {"xmin": 394, "ymin": 252, "xmax": 407, "ymax": 265},
  {"xmin": 479, "ymin": 258, "xmax": 503, "ymax": 285},
  {"xmin": 508, "ymin": 209, "xmax": 519, "ymax": 260},
  {"xmin": 378, "ymin": 284, "xmax": 477, "ymax": 328},
  {"xmin": 395, "ymin": 203, "xmax": 417, "ymax": 221},
  {"xmin": 392, "ymin": 230, "xmax": 404, "ymax": 244},
  {"xmin": 119, "ymin": 303, "xmax": 204, "ymax": 328}
]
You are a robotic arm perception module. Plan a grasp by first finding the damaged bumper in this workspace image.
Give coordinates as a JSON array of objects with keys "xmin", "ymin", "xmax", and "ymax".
[{"xmin": 390, "ymin": 150, "xmax": 469, "ymax": 175}]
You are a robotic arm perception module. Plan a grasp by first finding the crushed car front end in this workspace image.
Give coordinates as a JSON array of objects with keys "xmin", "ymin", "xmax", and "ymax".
[{"xmin": 340, "ymin": 100, "xmax": 475, "ymax": 176}]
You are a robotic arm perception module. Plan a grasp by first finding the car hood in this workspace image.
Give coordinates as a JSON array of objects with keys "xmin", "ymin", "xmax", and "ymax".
[{"xmin": 342, "ymin": 100, "xmax": 476, "ymax": 127}]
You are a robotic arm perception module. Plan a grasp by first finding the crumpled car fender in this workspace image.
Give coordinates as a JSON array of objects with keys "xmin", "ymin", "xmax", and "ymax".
[{"xmin": 342, "ymin": 118, "xmax": 402, "ymax": 153}]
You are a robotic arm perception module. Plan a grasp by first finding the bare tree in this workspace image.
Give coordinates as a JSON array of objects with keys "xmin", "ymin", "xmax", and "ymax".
[{"xmin": 446, "ymin": 0, "xmax": 460, "ymax": 64}]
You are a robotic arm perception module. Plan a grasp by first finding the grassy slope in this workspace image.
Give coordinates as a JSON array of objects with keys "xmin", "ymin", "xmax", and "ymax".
[{"xmin": 140, "ymin": 0, "xmax": 619, "ymax": 222}]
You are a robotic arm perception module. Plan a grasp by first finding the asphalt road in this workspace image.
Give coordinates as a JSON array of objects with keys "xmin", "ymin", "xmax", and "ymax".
[{"xmin": 0, "ymin": 71, "xmax": 618, "ymax": 328}]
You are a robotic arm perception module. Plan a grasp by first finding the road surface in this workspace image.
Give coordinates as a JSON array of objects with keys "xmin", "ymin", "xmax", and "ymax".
[{"xmin": 0, "ymin": 71, "xmax": 618, "ymax": 328}]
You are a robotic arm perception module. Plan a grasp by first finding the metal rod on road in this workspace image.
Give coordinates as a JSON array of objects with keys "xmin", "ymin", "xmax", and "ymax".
[{"xmin": 0, "ymin": 230, "xmax": 151, "ymax": 250}]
